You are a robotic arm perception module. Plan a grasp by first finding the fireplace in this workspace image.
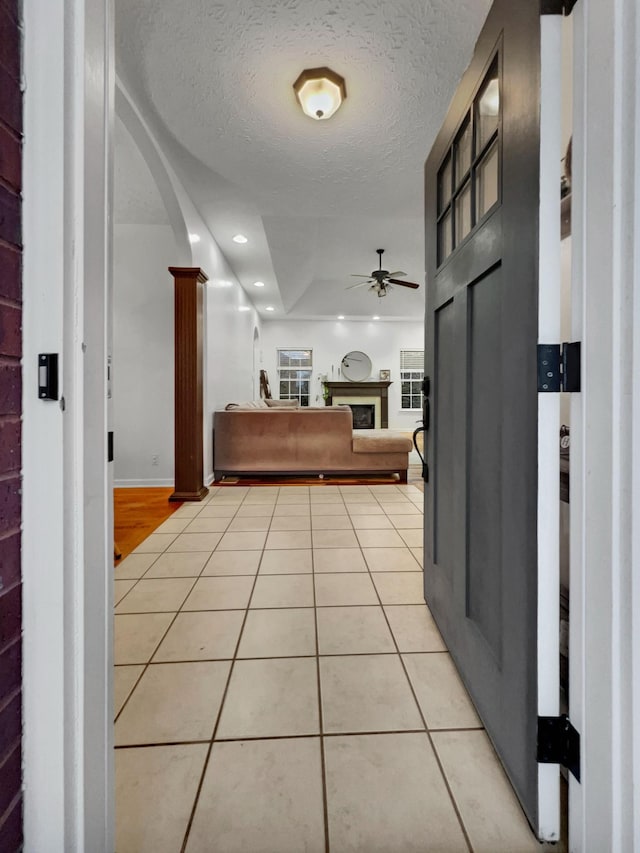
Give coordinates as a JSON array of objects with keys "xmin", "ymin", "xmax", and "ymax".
[
  {"xmin": 349, "ymin": 404, "xmax": 375, "ymax": 429},
  {"xmin": 324, "ymin": 381, "xmax": 392, "ymax": 429}
]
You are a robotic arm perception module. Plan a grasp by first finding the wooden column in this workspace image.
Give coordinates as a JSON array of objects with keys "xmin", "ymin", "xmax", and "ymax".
[{"xmin": 169, "ymin": 267, "xmax": 209, "ymax": 501}]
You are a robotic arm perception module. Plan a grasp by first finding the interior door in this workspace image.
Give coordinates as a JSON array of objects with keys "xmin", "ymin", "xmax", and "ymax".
[{"xmin": 423, "ymin": 0, "xmax": 562, "ymax": 840}]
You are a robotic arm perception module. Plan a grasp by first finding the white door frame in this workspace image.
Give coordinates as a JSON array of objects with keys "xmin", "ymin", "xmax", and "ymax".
[
  {"xmin": 21, "ymin": 0, "xmax": 640, "ymax": 849},
  {"xmin": 537, "ymin": 13, "xmax": 563, "ymax": 841},
  {"xmin": 22, "ymin": 0, "xmax": 113, "ymax": 850},
  {"xmin": 570, "ymin": 0, "xmax": 640, "ymax": 849}
]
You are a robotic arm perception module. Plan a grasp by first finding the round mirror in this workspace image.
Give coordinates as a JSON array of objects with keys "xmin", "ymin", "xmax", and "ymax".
[{"xmin": 341, "ymin": 351, "xmax": 372, "ymax": 382}]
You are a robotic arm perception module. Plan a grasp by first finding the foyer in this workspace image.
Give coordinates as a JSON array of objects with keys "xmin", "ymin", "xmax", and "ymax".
[{"xmin": 113, "ymin": 482, "xmax": 564, "ymax": 852}]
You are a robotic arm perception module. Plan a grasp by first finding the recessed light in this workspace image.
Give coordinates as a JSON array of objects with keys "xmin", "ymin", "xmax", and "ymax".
[
  {"xmin": 188, "ymin": 233, "xmax": 200, "ymax": 244},
  {"xmin": 232, "ymin": 234, "xmax": 248, "ymax": 244},
  {"xmin": 238, "ymin": 305, "xmax": 251, "ymax": 312},
  {"xmin": 372, "ymin": 315, "xmax": 380, "ymax": 320},
  {"xmin": 337, "ymin": 315, "xmax": 345, "ymax": 320},
  {"xmin": 253, "ymin": 281, "xmax": 265, "ymax": 288},
  {"xmin": 265, "ymin": 306, "xmax": 275, "ymax": 312}
]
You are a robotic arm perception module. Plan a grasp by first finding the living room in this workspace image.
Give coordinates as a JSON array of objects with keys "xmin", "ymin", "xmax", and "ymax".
[{"xmin": 113, "ymin": 108, "xmax": 427, "ymax": 489}]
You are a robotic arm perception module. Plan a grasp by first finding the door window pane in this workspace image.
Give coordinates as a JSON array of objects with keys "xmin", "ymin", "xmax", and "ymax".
[
  {"xmin": 455, "ymin": 180, "xmax": 472, "ymax": 244},
  {"xmin": 438, "ymin": 210, "xmax": 453, "ymax": 263},
  {"xmin": 438, "ymin": 155, "xmax": 452, "ymax": 212},
  {"xmin": 455, "ymin": 118, "xmax": 472, "ymax": 183},
  {"xmin": 476, "ymin": 66, "xmax": 499, "ymax": 152},
  {"xmin": 435, "ymin": 52, "xmax": 500, "ymax": 265},
  {"xmin": 475, "ymin": 141, "xmax": 499, "ymax": 219}
]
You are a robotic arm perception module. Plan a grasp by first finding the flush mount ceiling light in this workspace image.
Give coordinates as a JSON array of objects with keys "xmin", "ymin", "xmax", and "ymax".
[
  {"xmin": 188, "ymin": 233, "xmax": 200, "ymax": 244},
  {"xmin": 293, "ymin": 67, "xmax": 346, "ymax": 121},
  {"xmin": 265, "ymin": 306, "xmax": 275, "ymax": 312},
  {"xmin": 232, "ymin": 234, "xmax": 248, "ymax": 244},
  {"xmin": 337, "ymin": 315, "xmax": 345, "ymax": 320},
  {"xmin": 372, "ymin": 315, "xmax": 380, "ymax": 320},
  {"xmin": 238, "ymin": 305, "xmax": 251, "ymax": 312},
  {"xmin": 253, "ymin": 281, "xmax": 265, "ymax": 288}
]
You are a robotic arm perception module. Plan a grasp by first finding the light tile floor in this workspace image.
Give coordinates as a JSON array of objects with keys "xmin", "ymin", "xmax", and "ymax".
[{"xmin": 114, "ymin": 483, "xmax": 565, "ymax": 853}]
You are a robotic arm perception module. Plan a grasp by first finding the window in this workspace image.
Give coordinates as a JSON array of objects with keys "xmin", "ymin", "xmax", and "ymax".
[
  {"xmin": 277, "ymin": 349, "xmax": 312, "ymax": 406},
  {"xmin": 400, "ymin": 350, "xmax": 424, "ymax": 410},
  {"xmin": 437, "ymin": 56, "xmax": 500, "ymax": 265}
]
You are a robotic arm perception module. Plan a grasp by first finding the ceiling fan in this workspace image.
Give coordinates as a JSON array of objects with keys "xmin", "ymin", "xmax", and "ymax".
[{"xmin": 346, "ymin": 249, "xmax": 421, "ymax": 298}]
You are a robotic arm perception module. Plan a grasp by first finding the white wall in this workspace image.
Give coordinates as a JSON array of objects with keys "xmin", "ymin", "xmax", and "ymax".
[
  {"xmin": 113, "ymin": 219, "xmax": 261, "ymax": 489},
  {"xmin": 195, "ymin": 235, "xmax": 261, "ymax": 483},
  {"xmin": 115, "ymin": 81, "xmax": 261, "ymax": 487},
  {"xmin": 260, "ymin": 318, "xmax": 425, "ymax": 431},
  {"xmin": 113, "ymin": 224, "xmax": 177, "ymax": 485}
]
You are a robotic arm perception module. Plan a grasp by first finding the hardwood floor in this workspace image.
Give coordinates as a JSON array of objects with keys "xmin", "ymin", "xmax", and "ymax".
[{"xmin": 114, "ymin": 487, "xmax": 182, "ymax": 563}]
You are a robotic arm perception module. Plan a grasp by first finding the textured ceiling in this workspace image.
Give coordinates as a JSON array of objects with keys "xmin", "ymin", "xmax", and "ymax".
[{"xmin": 114, "ymin": 0, "xmax": 491, "ymax": 318}]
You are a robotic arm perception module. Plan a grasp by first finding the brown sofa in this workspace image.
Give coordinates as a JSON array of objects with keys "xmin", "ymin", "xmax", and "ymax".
[{"xmin": 213, "ymin": 405, "xmax": 412, "ymax": 481}]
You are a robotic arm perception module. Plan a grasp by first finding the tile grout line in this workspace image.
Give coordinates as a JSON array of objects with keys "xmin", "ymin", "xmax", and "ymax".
[
  {"xmin": 113, "ymin": 548, "xmax": 166, "ymax": 603},
  {"xmin": 115, "ymin": 727, "xmax": 453, "ymax": 751},
  {"xmin": 311, "ymin": 504, "xmax": 334, "ymax": 853},
  {"xmin": 114, "ymin": 527, "xmax": 199, "ymax": 722},
  {"xmin": 113, "ymin": 648, "xmax": 456, "ymax": 669},
  {"xmin": 114, "ymin": 483, "xmax": 428, "ymax": 846},
  {"xmin": 113, "ymin": 568, "xmax": 206, "ymax": 725},
  {"xmin": 361, "ymin": 498, "xmax": 476, "ymax": 853},
  {"xmin": 115, "ymin": 489, "xmax": 242, "ymax": 732},
  {"xmin": 179, "ymin": 488, "xmax": 272, "ymax": 853}
]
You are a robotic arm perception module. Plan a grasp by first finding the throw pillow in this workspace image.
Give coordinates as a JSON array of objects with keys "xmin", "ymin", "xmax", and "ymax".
[{"xmin": 264, "ymin": 399, "xmax": 298, "ymax": 408}]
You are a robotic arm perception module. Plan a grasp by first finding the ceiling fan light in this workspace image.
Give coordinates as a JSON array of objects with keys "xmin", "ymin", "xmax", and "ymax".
[{"xmin": 293, "ymin": 67, "xmax": 346, "ymax": 120}]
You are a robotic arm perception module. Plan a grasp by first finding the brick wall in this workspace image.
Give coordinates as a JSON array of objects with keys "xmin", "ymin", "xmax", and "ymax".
[{"xmin": 0, "ymin": 0, "xmax": 22, "ymax": 849}]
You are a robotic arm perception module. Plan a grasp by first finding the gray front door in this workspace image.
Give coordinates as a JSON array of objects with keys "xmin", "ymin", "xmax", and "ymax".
[{"xmin": 423, "ymin": 0, "xmax": 561, "ymax": 837}]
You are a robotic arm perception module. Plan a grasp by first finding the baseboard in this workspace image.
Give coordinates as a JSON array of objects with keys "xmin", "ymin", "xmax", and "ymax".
[
  {"xmin": 114, "ymin": 478, "xmax": 175, "ymax": 488},
  {"xmin": 205, "ymin": 472, "xmax": 215, "ymax": 486}
]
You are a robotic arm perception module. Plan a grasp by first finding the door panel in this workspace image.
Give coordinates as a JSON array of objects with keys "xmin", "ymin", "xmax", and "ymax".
[
  {"xmin": 433, "ymin": 299, "xmax": 457, "ymax": 572},
  {"xmin": 424, "ymin": 0, "xmax": 561, "ymax": 838},
  {"xmin": 467, "ymin": 267, "xmax": 503, "ymax": 658}
]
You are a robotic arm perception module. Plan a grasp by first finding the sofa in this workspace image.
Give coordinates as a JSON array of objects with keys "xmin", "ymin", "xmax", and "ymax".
[{"xmin": 213, "ymin": 403, "xmax": 413, "ymax": 481}]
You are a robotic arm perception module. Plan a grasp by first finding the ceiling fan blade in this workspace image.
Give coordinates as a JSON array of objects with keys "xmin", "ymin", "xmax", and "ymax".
[
  {"xmin": 346, "ymin": 279, "xmax": 374, "ymax": 290},
  {"xmin": 350, "ymin": 274, "xmax": 374, "ymax": 278},
  {"xmin": 387, "ymin": 271, "xmax": 407, "ymax": 277},
  {"xmin": 387, "ymin": 278, "xmax": 420, "ymax": 289}
]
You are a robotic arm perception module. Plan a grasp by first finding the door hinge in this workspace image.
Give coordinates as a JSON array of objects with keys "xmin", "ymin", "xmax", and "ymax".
[
  {"xmin": 537, "ymin": 714, "xmax": 580, "ymax": 781},
  {"xmin": 537, "ymin": 342, "xmax": 581, "ymax": 392}
]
